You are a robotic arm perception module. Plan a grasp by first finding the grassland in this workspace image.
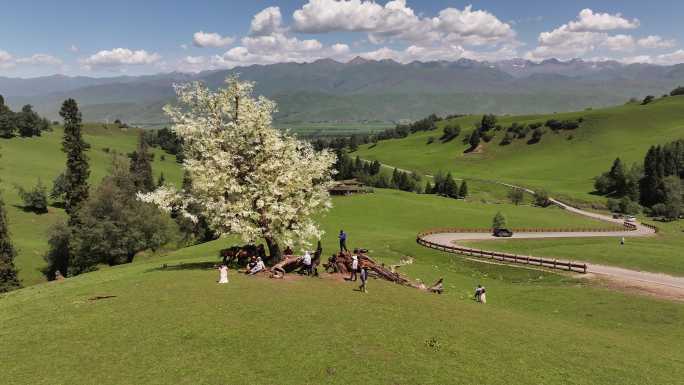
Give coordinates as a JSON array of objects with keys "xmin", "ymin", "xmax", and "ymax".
[
  {"xmin": 0, "ymin": 124, "xmax": 182, "ymax": 285},
  {"xmin": 276, "ymin": 121, "xmax": 394, "ymax": 137},
  {"xmin": 356, "ymin": 95, "xmax": 684, "ymax": 204},
  {"xmin": 2, "ymin": 189, "xmax": 683, "ymax": 385}
]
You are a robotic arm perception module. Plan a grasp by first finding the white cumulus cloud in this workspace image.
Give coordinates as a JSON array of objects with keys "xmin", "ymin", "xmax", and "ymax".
[
  {"xmin": 16, "ymin": 54, "xmax": 63, "ymax": 65},
  {"xmin": 250, "ymin": 6, "xmax": 284, "ymax": 36},
  {"xmin": 568, "ymin": 9, "xmax": 639, "ymax": 32},
  {"xmin": 192, "ymin": 31, "xmax": 235, "ymax": 48},
  {"xmin": 637, "ymin": 35, "xmax": 676, "ymax": 49},
  {"xmin": 82, "ymin": 48, "xmax": 161, "ymax": 69}
]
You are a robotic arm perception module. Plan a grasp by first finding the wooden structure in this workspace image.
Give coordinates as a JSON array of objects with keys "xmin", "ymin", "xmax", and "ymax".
[{"xmin": 328, "ymin": 179, "xmax": 372, "ymax": 196}]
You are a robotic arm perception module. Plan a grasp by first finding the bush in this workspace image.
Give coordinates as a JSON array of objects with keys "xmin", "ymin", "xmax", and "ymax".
[
  {"xmin": 670, "ymin": 86, "xmax": 684, "ymax": 96},
  {"xmin": 508, "ymin": 188, "xmax": 524, "ymax": 205},
  {"xmin": 481, "ymin": 130, "xmax": 495, "ymax": 143},
  {"xmin": 500, "ymin": 131, "xmax": 515, "ymax": 146},
  {"xmin": 529, "ymin": 127, "xmax": 544, "ymax": 143},
  {"xmin": 15, "ymin": 180, "xmax": 48, "ymax": 213},
  {"xmin": 534, "ymin": 189, "xmax": 551, "ymax": 207},
  {"xmin": 642, "ymin": 95, "xmax": 655, "ymax": 105},
  {"xmin": 608, "ymin": 197, "xmax": 641, "ymax": 215},
  {"xmin": 492, "ymin": 211, "xmax": 507, "ymax": 230}
]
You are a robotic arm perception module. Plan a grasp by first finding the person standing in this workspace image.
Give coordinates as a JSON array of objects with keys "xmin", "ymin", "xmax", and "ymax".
[
  {"xmin": 620, "ymin": 237, "xmax": 625, "ymax": 245},
  {"xmin": 339, "ymin": 230, "xmax": 348, "ymax": 252},
  {"xmin": 301, "ymin": 250, "xmax": 312, "ymax": 276},
  {"xmin": 480, "ymin": 286, "xmax": 487, "ymax": 304},
  {"xmin": 218, "ymin": 264, "xmax": 229, "ymax": 284},
  {"xmin": 358, "ymin": 262, "xmax": 369, "ymax": 293},
  {"xmin": 349, "ymin": 254, "xmax": 358, "ymax": 281}
]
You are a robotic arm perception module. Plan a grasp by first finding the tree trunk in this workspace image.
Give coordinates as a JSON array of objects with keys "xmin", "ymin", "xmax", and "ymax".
[{"xmin": 265, "ymin": 236, "xmax": 282, "ymax": 265}]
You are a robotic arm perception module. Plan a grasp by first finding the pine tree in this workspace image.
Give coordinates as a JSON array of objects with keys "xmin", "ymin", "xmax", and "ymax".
[
  {"xmin": 0, "ymin": 196, "xmax": 21, "ymax": 293},
  {"xmin": 492, "ymin": 211, "xmax": 507, "ymax": 230},
  {"xmin": 60, "ymin": 98, "xmax": 90, "ymax": 223},
  {"xmin": 458, "ymin": 180, "xmax": 468, "ymax": 198},
  {"xmin": 468, "ymin": 129, "xmax": 481, "ymax": 150},
  {"xmin": 424, "ymin": 180, "xmax": 433, "ymax": 194},
  {"xmin": 0, "ymin": 94, "xmax": 16, "ymax": 138},
  {"xmin": 444, "ymin": 173, "xmax": 459, "ymax": 198},
  {"xmin": 157, "ymin": 172, "xmax": 166, "ymax": 187},
  {"xmin": 129, "ymin": 132, "xmax": 154, "ymax": 192},
  {"xmin": 609, "ymin": 157, "xmax": 627, "ymax": 195}
]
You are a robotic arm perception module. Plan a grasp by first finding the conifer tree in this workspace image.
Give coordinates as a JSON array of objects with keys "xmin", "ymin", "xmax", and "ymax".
[
  {"xmin": 60, "ymin": 98, "xmax": 90, "ymax": 224},
  {"xmin": 129, "ymin": 132, "xmax": 154, "ymax": 192},
  {"xmin": 458, "ymin": 180, "xmax": 469, "ymax": 199},
  {"xmin": 0, "ymin": 195, "xmax": 21, "ymax": 293}
]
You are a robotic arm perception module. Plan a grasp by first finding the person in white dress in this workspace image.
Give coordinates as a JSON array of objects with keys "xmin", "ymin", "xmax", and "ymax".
[{"xmin": 218, "ymin": 264, "xmax": 229, "ymax": 284}]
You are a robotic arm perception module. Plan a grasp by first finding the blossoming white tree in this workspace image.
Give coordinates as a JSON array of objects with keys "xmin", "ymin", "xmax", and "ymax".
[{"xmin": 139, "ymin": 77, "xmax": 336, "ymax": 263}]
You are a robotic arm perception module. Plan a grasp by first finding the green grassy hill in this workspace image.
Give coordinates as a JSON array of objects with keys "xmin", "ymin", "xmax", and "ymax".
[
  {"xmin": 0, "ymin": 124, "xmax": 182, "ymax": 285},
  {"xmin": 2, "ymin": 189, "xmax": 683, "ymax": 385},
  {"xmin": 356, "ymin": 95, "xmax": 684, "ymax": 204}
]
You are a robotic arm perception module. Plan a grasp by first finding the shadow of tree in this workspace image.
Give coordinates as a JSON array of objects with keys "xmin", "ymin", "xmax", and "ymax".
[{"xmin": 146, "ymin": 261, "xmax": 217, "ymax": 273}]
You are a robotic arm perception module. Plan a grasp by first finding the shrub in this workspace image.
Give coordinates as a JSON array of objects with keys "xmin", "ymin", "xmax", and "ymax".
[
  {"xmin": 642, "ymin": 95, "xmax": 655, "ymax": 105},
  {"xmin": 508, "ymin": 188, "xmax": 524, "ymax": 205},
  {"xmin": 670, "ymin": 86, "xmax": 684, "ymax": 96},
  {"xmin": 481, "ymin": 130, "xmax": 495, "ymax": 143},
  {"xmin": 492, "ymin": 211, "xmax": 507, "ymax": 230},
  {"xmin": 534, "ymin": 189, "xmax": 551, "ymax": 207},
  {"xmin": 15, "ymin": 180, "xmax": 49, "ymax": 213}
]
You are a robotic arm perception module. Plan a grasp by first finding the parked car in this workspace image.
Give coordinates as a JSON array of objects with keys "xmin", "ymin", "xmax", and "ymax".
[
  {"xmin": 625, "ymin": 215, "xmax": 637, "ymax": 222},
  {"xmin": 493, "ymin": 228, "xmax": 513, "ymax": 237}
]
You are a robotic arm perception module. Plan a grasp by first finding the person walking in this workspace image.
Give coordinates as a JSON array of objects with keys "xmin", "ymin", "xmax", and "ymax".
[
  {"xmin": 358, "ymin": 262, "xmax": 369, "ymax": 293},
  {"xmin": 620, "ymin": 236, "xmax": 625, "ymax": 245},
  {"xmin": 474, "ymin": 285, "xmax": 483, "ymax": 302},
  {"xmin": 339, "ymin": 230, "xmax": 348, "ymax": 252}
]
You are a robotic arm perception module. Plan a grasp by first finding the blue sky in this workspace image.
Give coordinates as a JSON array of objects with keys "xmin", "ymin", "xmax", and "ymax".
[{"xmin": 2, "ymin": 0, "xmax": 684, "ymax": 77}]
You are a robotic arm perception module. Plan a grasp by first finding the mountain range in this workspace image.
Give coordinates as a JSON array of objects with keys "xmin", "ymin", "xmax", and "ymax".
[{"xmin": 2, "ymin": 58, "xmax": 684, "ymax": 126}]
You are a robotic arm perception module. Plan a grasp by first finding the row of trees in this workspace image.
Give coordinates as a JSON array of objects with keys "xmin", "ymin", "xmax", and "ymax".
[
  {"xmin": 594, "ymin": 140, "xmax": 684, "ymax": 219},
  {"xmin": 426, "ymin": 172, "xmax": 468, "ymax": 199},
  {"xmin": 334, "ymin": 152, "xmax": 423, "ymax": 192},
  {"xmin": 0, "ymin": 95, "xmax": 52, "ymax": 138}
]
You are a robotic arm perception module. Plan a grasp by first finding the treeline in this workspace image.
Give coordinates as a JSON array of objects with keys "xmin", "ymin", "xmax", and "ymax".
[
  {"xmin": 143, "ymin": 127, "xmax": 184, "ymax": 163},
  {"xmin": 594, "ymin": 139, "xmax": 684, "ymax": 219},
  {"xmin": 334, "ymin": 153, "xmax": 422, "ymax": 193},
  {"xmin": 0, "ymin": 94, "xmax": 52, "ymax": 138},
  {"xmin": 425, "ymin": 172, "xmax": 468, "ymax": 199}
]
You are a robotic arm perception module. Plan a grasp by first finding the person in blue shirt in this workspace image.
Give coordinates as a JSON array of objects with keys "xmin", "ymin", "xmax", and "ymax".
[{"xmin": 339, "ymin": 230, "xmax": 348, "ymax": 252}]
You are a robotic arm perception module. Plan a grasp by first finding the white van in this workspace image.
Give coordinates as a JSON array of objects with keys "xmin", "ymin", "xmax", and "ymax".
[{"xmin": 625, "ymin": 215, "xmax": 637, "ymax": 222}]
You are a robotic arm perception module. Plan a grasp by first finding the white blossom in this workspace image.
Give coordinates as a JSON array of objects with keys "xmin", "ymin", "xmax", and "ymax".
[{"xmin": 139, "ymin": 77, "xmax": 336, "ymax": 255}]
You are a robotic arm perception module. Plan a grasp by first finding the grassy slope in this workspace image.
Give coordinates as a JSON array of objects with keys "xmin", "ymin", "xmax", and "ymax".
[
  {"xmin": 2, "ymin": 189, "xmax": 683, "ymax": 385},
  {"xmin": 0, "ymin": 124, "xmax": 182, "ymax": 285},
  {"xmin": 356, "ymin": 95, "xmax": 684, "ymax": 204}
]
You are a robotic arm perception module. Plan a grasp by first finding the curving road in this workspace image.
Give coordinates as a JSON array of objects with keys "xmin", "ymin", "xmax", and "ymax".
[{"xmin": 419, "ymin": 183, "xmax": 684, "ymax": 299}]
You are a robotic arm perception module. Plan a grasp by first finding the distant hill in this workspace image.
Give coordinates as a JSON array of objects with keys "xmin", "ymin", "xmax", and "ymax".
[
  {"xmin": 3, "ymin": 58, "xmax": 684, "ymax": 126},
  {"xmin": 355, "ymin": 95, "xmax": 684, "ymax": 204}
]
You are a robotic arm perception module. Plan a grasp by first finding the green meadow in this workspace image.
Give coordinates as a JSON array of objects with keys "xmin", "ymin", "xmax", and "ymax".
[
  {"xmin": 356, "ymin": 95, "xmax": 684, "ymax": 204},
  {"xmin": 2, "ymin": 189, "xmax": 683, "ymax": 385}
]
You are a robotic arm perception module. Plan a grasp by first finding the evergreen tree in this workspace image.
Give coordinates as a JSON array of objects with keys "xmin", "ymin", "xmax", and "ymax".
[
  {"xmin": 0, "ymin": 94, "xmax": 15, "ymax": 138},
  {"xmin": 60, "ymin": 98, "xmax": 90, "ymax": 223},
  {"xmin": 129, "ymin": 132, "xmax": 154, "ymax": 192},
  {"xmin": 424, "ymin": 180, "xmax": 433, "ymax": 195},
  {"xmin": 17, "ymin": 104, "xmax": 39, "ymax": 137},
  {"xmin": 508, "ymin": 187, "xmax": 524, "ymax": 205},
  {"xmin": 0, "ymin": 196, "xmax": 21, "ymax": 293},
  {"xmin": 157, "ymin": 172, "xmax": 166, "ymax": 187},
  {"xmin": 458, "ymin": 180, "xmax": 468, "ymax": 199},
  {"xmin": 468, "ymin": 129, "xmax": 481, "ymax": 150},
  {"xmin": 609, "ymin": 157, "xmax": 627, "ymax": 195},
  {"xmin": 640, "ymin": 146, "xmax": 662, "ymax": 206},
  {"xmin": 492, "ymin": 211, "xmax": 507, "ymax": 230},
  {"xmin": 444, "ymin": 173, "xmax": 459, "ymax": 198}
]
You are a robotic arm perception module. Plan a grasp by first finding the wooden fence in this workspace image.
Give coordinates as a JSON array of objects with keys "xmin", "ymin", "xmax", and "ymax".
[
  {"xmin": 416, "ymin": 234, "xmax": 588, "ymax": 273},
  {"xmin": 416, "ymin": 222, "xmax": 637, "ymax": 274}
]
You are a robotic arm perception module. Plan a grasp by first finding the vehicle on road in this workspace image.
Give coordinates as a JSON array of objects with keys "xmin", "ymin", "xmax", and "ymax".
[
  {"xmin": 493, "ymin": 228, "xmax": 513, "ymax": 237},
  {"xmin": 625, "ymin": 215, "xmax": 637, "ymax": 222}
]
